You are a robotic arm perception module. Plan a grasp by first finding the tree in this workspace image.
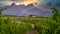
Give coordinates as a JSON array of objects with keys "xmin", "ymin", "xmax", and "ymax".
[
  {"xmin": 29, "ymin": 15, "xmax": 33, "ymax": 17},
  {"xmin": 51, "ymin": 7, "xmax": 60, "ymax": 22},
  {"xmin": 0, "ymin": 7, "xmax": 7, "ymax": 17}
]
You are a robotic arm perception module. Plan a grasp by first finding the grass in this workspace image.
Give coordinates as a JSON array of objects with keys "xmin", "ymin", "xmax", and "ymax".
[
  {"xmin": 0, "ymin": 17, "xmax": 31, "ymax": 34},
  {"xmin": 0, "ymin": 16, "xmax": 60, "ymax": 34}
]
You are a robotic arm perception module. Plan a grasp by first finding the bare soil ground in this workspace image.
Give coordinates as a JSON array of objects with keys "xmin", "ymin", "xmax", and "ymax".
[{"xmin": 26, "ymin": 28, "xmax": 39, "ymax": 34}]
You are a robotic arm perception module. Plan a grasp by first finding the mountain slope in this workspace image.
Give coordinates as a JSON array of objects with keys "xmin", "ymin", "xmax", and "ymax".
[{"xmin": 2, "ymin": 3, "xmax": 52, "ymax": 16}]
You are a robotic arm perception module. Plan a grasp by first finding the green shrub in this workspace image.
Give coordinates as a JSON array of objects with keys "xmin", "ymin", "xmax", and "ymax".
[{"xmin": 0, "ymin": 17, "xmax": 31, "ymax": 34}]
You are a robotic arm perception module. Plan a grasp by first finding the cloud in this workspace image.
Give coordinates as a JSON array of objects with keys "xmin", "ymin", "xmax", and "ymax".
[
  {"xmin": 18, "ymin": 0, "xmax": 40, "ymax": 5},
  {"xmin": 0, "ymin": 0, "xmax": 41, "ymax": 6},
  {"xmin": 0, "ymin": 0, "xmax": 20, "ymax": 1}
]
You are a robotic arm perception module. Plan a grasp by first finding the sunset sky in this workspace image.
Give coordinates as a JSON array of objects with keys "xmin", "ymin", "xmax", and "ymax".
[
  {"xmin": 0, "ymin": 0, "xmax": 60, "ymax": 7},
  {"xmin": 0, "ymin": 0, "xmax": 60, "ymax": 16}
]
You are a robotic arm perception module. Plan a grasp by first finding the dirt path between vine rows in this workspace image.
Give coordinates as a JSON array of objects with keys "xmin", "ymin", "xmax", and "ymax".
[{"xmin": 26, "ymin": 24, "xmax": 39, "ymax": 34}]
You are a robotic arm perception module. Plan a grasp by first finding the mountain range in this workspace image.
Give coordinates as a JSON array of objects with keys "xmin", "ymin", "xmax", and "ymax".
[{"xmin": 2, "ymin": 3, "xmax": 52, "ymax": 16}]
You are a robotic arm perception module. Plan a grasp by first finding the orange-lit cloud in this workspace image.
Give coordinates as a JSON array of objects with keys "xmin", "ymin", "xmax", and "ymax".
[
  {"xmin": 5, "ymin": 0, "xmax": 41, "ymax": 6},
  {"xmin": 21, "ymin": 0, "xmax": 40, "ymax": 5}
]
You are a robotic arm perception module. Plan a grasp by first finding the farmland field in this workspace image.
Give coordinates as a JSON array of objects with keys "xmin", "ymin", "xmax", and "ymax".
[
  {"xmin": 0, "ymin": 7, "xmax": 60, "ymax": 34},
  {"xmin": 1, "ymin": 16, "xmax": 48, "ymax": 24},
  {"xmin": 0, "ymin": 0, "xmax": 60, "ymax": 33},
  {"xmin": 0, "ymin": 15, "xmax": 60, "ymax": 34}
]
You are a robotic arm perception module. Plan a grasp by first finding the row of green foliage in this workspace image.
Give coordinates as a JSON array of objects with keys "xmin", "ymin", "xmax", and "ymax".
[
  {"xmin": 0, "ymin": 17, "xmax": 31, "ymax": 34},
  {"xmin": 0, "ymin": 7, "xmax": 60, "ymax": 34},
  {"xmin": 35, "ymin": 19, "xmax": 60, "ymax": 34},
  {"xmin": 35, "ymin": 7, "xmax": 60, "ymax": 34}
]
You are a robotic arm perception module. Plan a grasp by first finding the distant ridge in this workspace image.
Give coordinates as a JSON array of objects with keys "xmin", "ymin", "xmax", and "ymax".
[
  {"xmin": 2, "ymin": 3, "xmax": 52, "ymax": 16},
  {"xmin": 0, "ymin": 7, "xmax": 2, "ymax": 8}
]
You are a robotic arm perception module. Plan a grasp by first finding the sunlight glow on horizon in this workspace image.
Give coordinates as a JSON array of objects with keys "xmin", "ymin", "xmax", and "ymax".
[{"xmin": 4, "ymin": 0, "xmax": 42, "ymax": 6}]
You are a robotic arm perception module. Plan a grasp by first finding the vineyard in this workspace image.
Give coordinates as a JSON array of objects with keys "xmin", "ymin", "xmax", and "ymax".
[{"xmin": 0, "ymin": 8, "xmax": 60, "ymax": 34}]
